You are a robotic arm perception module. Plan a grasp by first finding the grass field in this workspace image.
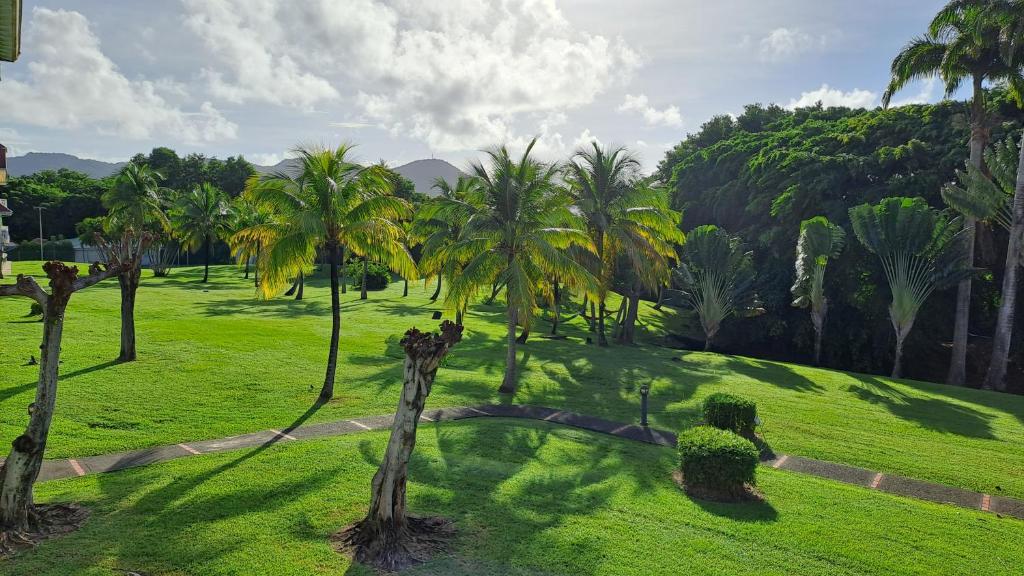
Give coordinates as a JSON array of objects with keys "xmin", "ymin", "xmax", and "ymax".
[
  {"xmin": 2, "ymin": 261, "xmax": 1024, "ymax": 501},
  {"xmin": 5, "ymin": 419, "xmax": 1022, "ymax": 576}
]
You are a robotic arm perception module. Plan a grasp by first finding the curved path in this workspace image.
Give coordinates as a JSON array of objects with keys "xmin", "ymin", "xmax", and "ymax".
[{"xmin": 34, "ymin": 404, "xmax": 1024, "ymax": 521}]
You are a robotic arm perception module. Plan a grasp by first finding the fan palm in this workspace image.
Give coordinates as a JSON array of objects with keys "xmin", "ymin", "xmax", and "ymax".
[
  {"xmin": 172, "ymin": 183, "xmax": 232, "ymax": 283},
  {"xmin": 565, "ymin": 143, "xmax": 684, "ymax": 345},
  {"xmin": 674, "ymin": 225, "xmax": 760, "ymax": 351},
  {"xmin": 102, "ymin": 161, "xmax": 170, "ymax": 362},
  {"xmin": 243, "ymin": 144, "xmax": 416, "ymax": 401},
  {"xmin": 883, "ymin": 1, "xmax": 1024, "ymax": 385},
  {"xmin": 791, "ymin": 216, "xmax": 845, "ymax": 366},
  {"xmin": 443, "ymin": 139, "xmax": 596, "ymax": 393},
  {"xmin": 849, "ymin": 197, "xmax": 972, "ymax": 378}
]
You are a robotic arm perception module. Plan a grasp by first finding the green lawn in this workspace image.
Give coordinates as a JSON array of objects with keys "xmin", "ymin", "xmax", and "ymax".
[
  {"xmin": 5, "ymin": 419, "xmax": 1021, "ymax": 576},
  {"xmin": 2, "ymin": 261, "xmax": 1024, "ymax": 499}
]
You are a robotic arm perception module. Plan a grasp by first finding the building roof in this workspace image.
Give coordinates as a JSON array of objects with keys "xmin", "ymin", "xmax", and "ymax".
[
  {"xmin": 0, "ymin": 198, "xmax": 11, "ymax": 216},
  {"xmin": 0, "ymin": 0, "xmax": 22, "ymax": 63}
]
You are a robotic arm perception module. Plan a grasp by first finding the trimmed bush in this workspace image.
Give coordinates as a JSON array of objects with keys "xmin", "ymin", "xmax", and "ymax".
[
  {"xmin": 703, "ymin": 392, "xmax": 757, "ymax": 436},
  {"xmin": 677, "ymin": 426, "xmax": 758, "ymax": 500},
  {"xmin": 346, "ymin": 260, "xmax": 391, "ymax": 290}
]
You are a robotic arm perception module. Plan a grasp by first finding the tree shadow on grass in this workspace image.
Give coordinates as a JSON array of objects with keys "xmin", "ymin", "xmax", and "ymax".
[
  {"xmin": 847, "ymin": 375, "xmax": 996, "ymax": 439},
  {"xmin": 722, "ymin": 356, "xmax": 824, "ymax": 393},
  {"xmin": 60, "ymin": 359, "xmax": 120, "ymax": 380}
]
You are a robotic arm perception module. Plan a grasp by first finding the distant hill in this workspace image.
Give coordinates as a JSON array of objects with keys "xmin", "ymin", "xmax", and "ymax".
[
  {"xmin": 6, "ymin": 152, "xmax": 126, "ymax": 179},
  {"xmin": 6, "ymin": 153, "xmax": 463, "ymax": 197},
  {"xmin": 254, "ymin": 157, "xmax": 463, "ymax": 197}
]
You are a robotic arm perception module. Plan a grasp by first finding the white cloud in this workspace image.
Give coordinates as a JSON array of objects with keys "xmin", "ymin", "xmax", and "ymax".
[
  {"xmin": 4, "ymin": 8, "xmax": 237, "ymax": 143},
  {"xmin": 786, "ymin": 84, "xmax": 878, "ymax": 109},
  {"xmin": 759, "ymin": 27, "xmax": 827, "ymax": 62},
  {"xmin": 618, "ymin": 93, "xmax": 683, "ymax": 128},
  {"xmin": 182, "ymin": 0, "xmax": 640, "ymax": 151}
]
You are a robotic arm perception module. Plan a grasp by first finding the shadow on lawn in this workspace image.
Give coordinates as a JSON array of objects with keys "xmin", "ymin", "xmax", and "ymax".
[{"xmin": 847, "ymin": 376, "xmax": 997, "ymax": 439}]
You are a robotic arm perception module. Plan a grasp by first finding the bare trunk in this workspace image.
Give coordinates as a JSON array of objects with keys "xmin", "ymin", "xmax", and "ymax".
[
  {"xmin": 811, "ymin": 302, "xmax": 826, "ymax": 366},
  {"xmin": 202, "ymin": 237, "xmax": 211, "ymax": 283},
  {"xmin": 550, "ymin": 280, "xmax": 560, "ymax": 335},
  {"xmin": 617, "ymin": 287, "xmax": 641, "ymax": 344},
  {"xmin": 516, "ymin": 327, "xmax": 529, "ymax": 344},
  {"xmin": 403, "ymin": 278, "xmax": 408, "ymax": 297},
  {"xmin": 892, "ymin": 331, "xmax": 907, "ymax": 379},
  {"xmin": 597, "ymin": 300, "xmax": 609, "ymax": 346},
  {"xmin": 612, "ymin": 297, "xmax": 628, "ymax": 339},
  {"xmin": 499, "ymin": 306, "xmax": 518, "ymax": 394},
  {"xmin": 430, "ymin": 275, "xmax": 442, "ymax": 301},
  {"xmin": 984, "ymin": 132, "xmax": 1024, "ymax": 390},
  {"xmin": 116, "ymin": 264, "xmax": 140, "ymax": 362},
  {"xmin": 295, "ymin": 271, "xmax": 304, "ymax": 301},
  {"xmin": 254, "ymin": 244, "xmax": 260, "ymax": 288},
  {"xmin": 243, "ymin": 258, "xmax": 249, "ymax": 279},
  {"xmin": 342, "ymin": 322, "xmax": 461, "ymax": 571},
  {"xmin": 361, "ymin": 258, "xmax": 369, "ymax": 300},
  {"xmin": 653, "ymin": 286, "xmax": 665, "ymax": 310},
  {"xmin": 321, "ymin": 245, "xmax": 340, "ymax": 402},
  {"xmin": 948, "ymin": 75, "xmax": 988, "ymax": 386},
  {"xmin": 341, "ymin": 245, "xmax": 348, "ymax": 294},
  {"xmin": 589, "ymin": 301, "xmax": 596, "ymax": 332}
]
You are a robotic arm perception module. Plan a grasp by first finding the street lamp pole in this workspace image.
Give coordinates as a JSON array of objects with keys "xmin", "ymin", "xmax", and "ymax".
[{"xmin": 35, "ymin": 206, "xmax": 43, "ymax": 260}]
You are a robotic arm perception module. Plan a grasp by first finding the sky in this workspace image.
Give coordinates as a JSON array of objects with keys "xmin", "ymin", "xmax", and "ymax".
[{"xmin": 0, "ymin": 0, "xmax": 952, "ymax": 172}]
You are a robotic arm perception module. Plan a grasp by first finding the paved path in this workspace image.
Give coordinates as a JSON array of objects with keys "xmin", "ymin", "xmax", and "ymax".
[{"xmin": 35, "ymin": 404, "xmax": 1024, "ymax": 521}]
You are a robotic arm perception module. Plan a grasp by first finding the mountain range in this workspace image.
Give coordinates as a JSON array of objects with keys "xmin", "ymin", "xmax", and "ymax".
[{"xmin": 5, "ymin": 152, "xmax": 463, "ymax": 196}]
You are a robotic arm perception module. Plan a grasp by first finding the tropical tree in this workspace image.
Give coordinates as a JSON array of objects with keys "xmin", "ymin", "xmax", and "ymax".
[
  {"xmin": 172, "ymin": 183, "xmax": 232, "ymax": 283},
  {"xmin": 791, "ymin": 216, "xmax": 846, "ymax": 365},
  {"xmin": 883, "ymin": 1, "xmax": 1024, "ymax": 385},
  {"xmin": 443, "ymin": 140, "xmax": 595, "ymax": 393},
  {"xmin": 674, "ymin": 225, "xmax": 760, "ymax": 351},
  {"xmin": 228, "ymin": 197, "xmax": 274, "ymax": 286},
  {"xmin": 565, "ymin": 143, "xmax": 684, "ymax": 345},
  {"xmin": 101, "ymin": 161, "xmax": 169, "ymax": 362},
  {"xmin": 243, "ymin": 144, "xmax": 416, "ymax": 401},
  {"xmin": 849, "ymin": 197, "xmax": 972, "ymax": 378},
  {"xmin": 0, "ymin": 261, "xmax": 125, "ymax": 549}
]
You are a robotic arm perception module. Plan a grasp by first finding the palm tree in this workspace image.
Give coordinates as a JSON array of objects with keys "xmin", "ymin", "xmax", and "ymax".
[
  {"xmin": 172, "ymin": 183, "xmax": 232, "ymax": 283},
  {"xmin": 674, "ymin": 225, "xmax": 760, "ymax": 351},
  {"xmin": 565, "ymin": 143, "xmax": 684, "ymax": 345},
  {"xmin": 883, "ymin": 1, "xmax": 1024, "ymax": 385},
  {"xmin": 443, "ymin": 140, "xmax": 595, "ymax": 393},
  {"xmin": 244, "ymin": 144, "xmax": 416, "ymax": 401},
  {"xmin": 849, "ymin": 197, "xmax": 972, "ymax": 378},
  {"xmin": 102, "ymin": 161, "xmax": 169, "ymax": 362},
  {"xmin": 228, "ymin": 196, "xmax": 274, "ymax": 287},
  {"xmin": 791, "ymin": 216, "xmax": 845, "ymax": 366}
]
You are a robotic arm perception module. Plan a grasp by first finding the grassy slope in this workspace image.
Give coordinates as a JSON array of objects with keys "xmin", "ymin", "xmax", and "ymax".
[
  {"xmin": 2, "ymin": 262, "xmax": 1024, "ymax": 499},
  {"xmin": 5, "ymin": 419, "xmax": 1021, "ymax": 576}
]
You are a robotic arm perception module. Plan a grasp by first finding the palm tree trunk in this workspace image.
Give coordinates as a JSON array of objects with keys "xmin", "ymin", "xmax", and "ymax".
[
  {"xmin": 597, "ymin": 300, "xmax": 609, "ymax": 346},
  {"xmin": 550, "ymin": 280, "xmax": 560, "ymax": 335},
  {"xmin": 499, "ymin": 306, "xmax": 518, "ymax": 394},
  {"xmin": 202, "ymin": 237, "xmax": 211, "ymax": 283},
  {"xmin": 430, "ymin": 275, "xmax": 442, "ymax": 301},
  {"xmin": 811, "ymin": 304, "xmax": 825, "ymax": 366},
  {"xmin": 244, "ymin": 258, "xmax": 249, "ymax": 279},
  {"xmin": 948, "ymin": 74, "xmax": 987, "ymax": 386},
  {"xmin": 984, "ymin": 133, "xmax": 1024, "ymax": 391},
  {"xmin": 361, "ymin": 258, "xmax": 369, "ymax": 300},
  {"xmin": 341, "ymin": 246, "xmax": 348, "ymax": 294},
  {"xmin": 590, "ymin": 301, "xmax": 597, "ymax": 333},
  {"xmin": 893, "ymin": 329, "xmax": 909, "ymax": 379},
  {"xmin": 403, "ymin": 278, "xmax": 408, "ymax": 297},
  {"xmin": 254, "ymin": 244, "xmax": 261, "ymax": 288},
  {"xmin": 617, "ymin": 287, "xmax": 641, "ymax": 344},
  {"xmin": 321, "ymin": 244, "xmax": 341, "ymax": 402},
  {"xmin": 116, "ymin": 263, "xmax": 141, "ymax": 362},
  {"xmin": 516, "ymin": 327, "xmax": 529, "ymax": 344},
  {"xmin": 295, "ymin": 271, "xmax": 304, "ymax": 301},
  {"xmin": 653, "ymin": 286, "xmax": 665, "ymax": 310}
]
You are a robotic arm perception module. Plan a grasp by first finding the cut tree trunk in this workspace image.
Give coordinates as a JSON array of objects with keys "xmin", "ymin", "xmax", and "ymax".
[
  {"xmin": 337, "ymin": 321, "xmax": 462, "ymax": 571},
  {"xmin": 499, "ymin": 307, "xmax": 518, "ymax": 394},
  {"xmin": 984, "ymin": 132, "xmax": 1024, "ymax": 390},
  {"xmin": 116, "ymin": 263, "xmax": 141, "ymax": 362},
  {"xmin": 321, "ymin": 245, "xmax": 341, "ymax": 402}
]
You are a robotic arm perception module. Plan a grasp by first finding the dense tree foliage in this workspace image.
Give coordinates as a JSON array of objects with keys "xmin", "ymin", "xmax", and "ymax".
[
  {"xmin": 661, "ymin": 95, "xmax": 1024, "ymax": 383},
  {"xmin": 2, "ymin": 169, "xmax": 110, "ymax": 241}
]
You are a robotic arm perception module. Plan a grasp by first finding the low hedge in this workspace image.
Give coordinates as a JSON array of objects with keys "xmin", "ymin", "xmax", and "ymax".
[
  {"xmin": 677, "ymin": 426, "xmax": 758, "ymax": 498},
  {"xmin": 702, "ymin": 392, "xmax": 757, "ymax": 436}
]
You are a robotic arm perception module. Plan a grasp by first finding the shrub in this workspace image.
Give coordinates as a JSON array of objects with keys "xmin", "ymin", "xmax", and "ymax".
[
  {"xmin": 677, "ymin": 426, "xmax": 758, "ymax": 500},
  {"xmin": 346, "ymin": 260, "xmax": 391, "ymax": 290},
  {"xmin": 703, "ymin": 393, "xmax": 757, "ymax": 436}
]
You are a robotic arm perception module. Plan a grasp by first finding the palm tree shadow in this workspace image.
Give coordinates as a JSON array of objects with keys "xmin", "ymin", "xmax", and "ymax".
[
  {"xmin": 60, "ymin": 359, "xmax": 120, "ymax": 380},
  {"xmin": 848, "ymin": 376, "xmax": 996, "ymax": 438}
]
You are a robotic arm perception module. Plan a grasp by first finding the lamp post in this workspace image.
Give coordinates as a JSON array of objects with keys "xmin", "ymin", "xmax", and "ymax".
[
  {"xmin": 640, "ymin": 384, "xmax": 650, "ymax": 427},
  {"xmin": 35, "ymin": 206, "xmax": 43, "ymax": 260}
]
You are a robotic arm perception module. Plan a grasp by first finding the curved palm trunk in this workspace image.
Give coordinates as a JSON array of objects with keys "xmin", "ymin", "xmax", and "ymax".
[
  {"xmin": 617, "ymin": 287, "xmax": 641, "ymax": 345},
  {"xmin": 653, "ymin": 286, "xmax": 665, "ymax": 311},
  {"xmin": 430, "ymin": 275, "xmax": 442, "ymax": 301},
  {"xmin": 499, "ymin": 307, "xmax": 518, "ymax": 394},
  {"xmin": 948, "ymin": 75, "xmax": 987, "ymax": 386},
  {"xmin": 984, "ymin": 133, "xmax": 1024, "ymax": 391},
  {"xmin": 361, "ymin": 258, "xmax": 369, "ymax": 300},
  {"xmin": 243, "ymin": 258, "xmax": 250, "ymax": 279},
  {"xmin": 516, "ymin": 327, "xmax": 529, "ymax": 344},
  {"xmin": 116, "ymin": 263, "xmax": 141, "ymax": 362},
  {"xmin": 321, "ymin": 244, "xmax": 341, "ymax": 402},
  {"xmin": 202, "ymin": 237, "xmax": 211, "ymax": 283},
  {"xmin": 295, "ymin": 271, "xmax": 304, "ymax": 301}
]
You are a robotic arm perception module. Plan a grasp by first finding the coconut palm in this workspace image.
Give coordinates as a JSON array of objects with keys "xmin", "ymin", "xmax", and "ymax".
[
  {"xmin": 243, "ymin": 144, "xmax": 416, "ymax": 401},
  {"xmin": 101, "ymin": 161, "xmax": 170, "ymax": 362},
  {"xmin": 565, "ymin": 143, "xmax": 684, "ymax": 345},
  {"xmin": 172, "ymin": 183, "xmax": 232, "ymax": 283},
  {"xmin": 228, "ymin": 196, "xmax": 275, "ymax": 287},
  {"xmin": 883, "ymin": 1, "xmax": 1024, "ymax": 385},
  {"xmin": 674, "ymin": 225, "xmax": 760, "ymax": 352},
  {"xmin": 849, "ymin": 197, "xmax": 972, "ymax": 378},
  {"xmin": 791, "ymin": 216, "xmax": 845, "ymax": 366},
  {"xmin": 443, "ymin": 140, "xmax": 595, "ymax": 393}
]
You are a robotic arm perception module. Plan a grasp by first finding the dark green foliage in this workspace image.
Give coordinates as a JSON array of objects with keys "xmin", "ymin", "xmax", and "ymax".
[
  {"xmin": 702, "ymin": 393, "xmax": 758, "ymax": 436},
  {"xmin": 347, "ymin": 260, "xmax": 391, "ymax": 290},
  {"xmin": 677, "ymin": 426, "xmax": 759, "ymax": 497},
  {"xmin": 2, "ymin": 169, "xmax": 110, "ymax": 241},
  {"xmin": 28, "ymin": 302, "xmax": 43, "ymax": 318},
  {"xmin": 660, "ymin": 94, "xmax": 1024, "ymax": 380}
]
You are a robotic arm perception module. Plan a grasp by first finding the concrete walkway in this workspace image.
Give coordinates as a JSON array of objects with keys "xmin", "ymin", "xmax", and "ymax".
[{"xmin": 36, "ymin": 404, "xmax": 1024, "ymax": 521}]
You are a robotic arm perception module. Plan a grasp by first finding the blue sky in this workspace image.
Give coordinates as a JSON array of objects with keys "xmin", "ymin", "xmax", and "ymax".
[{"xmin": 0, "ymin": 1, "xmax": 950, "ymax": 171}]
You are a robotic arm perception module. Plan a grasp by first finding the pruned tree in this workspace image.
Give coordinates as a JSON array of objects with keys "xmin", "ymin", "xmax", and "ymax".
[
  {"xmin": 849, "ymin": 197, "xmax": 972, "ymax": 378},
  {"xmin": 339, "ymin": 321, "xmax": 463, "ymax": 571},
  {"xmin": 91, "ymin": 231, "xmax": 153, "ymax": 363},
  {"xmin": 0, "ymin": 261, "xmax": 125, "ymax": 552},
  {"xmin": 791, "ymin": 216, "xmax": 845, "ymax": 365},
  {"xmin": 674, "ymin": 225, "xmax": 760, "ymax": 351}
]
